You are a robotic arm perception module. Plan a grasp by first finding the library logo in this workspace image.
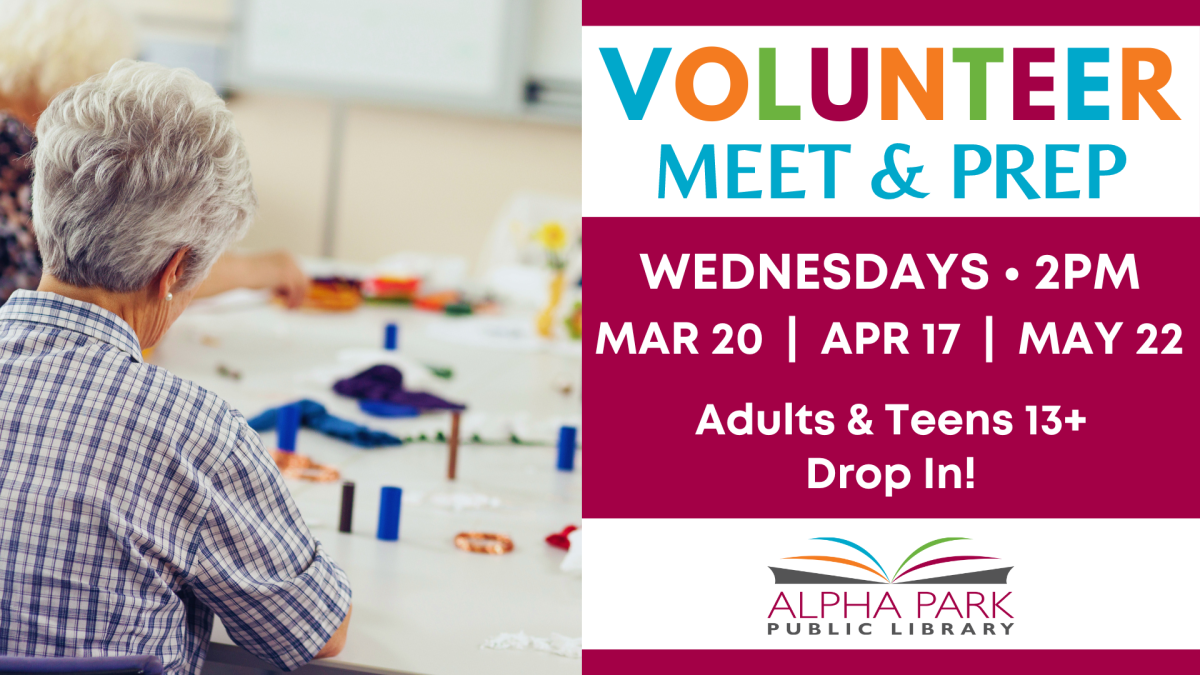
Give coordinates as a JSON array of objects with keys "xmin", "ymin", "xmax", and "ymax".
[
  {"xmin": 768, "ymin": 536, "xmax": 1012, "ymax": 584},
  {"xmin": 766, "ymin": 537, "xmax": 1016, "ymax": 639}
]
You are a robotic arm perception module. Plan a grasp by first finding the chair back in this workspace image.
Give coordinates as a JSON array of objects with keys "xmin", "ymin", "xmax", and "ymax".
[{"xmin": 0, "ymin": 655, "xmax": 163, "ymax": 675}]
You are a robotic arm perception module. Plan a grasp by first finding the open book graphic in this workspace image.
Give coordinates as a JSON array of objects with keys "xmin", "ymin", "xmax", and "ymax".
[{"xmin": 769, "ymin": 537, "xmax": 1012, "ymax": 584}]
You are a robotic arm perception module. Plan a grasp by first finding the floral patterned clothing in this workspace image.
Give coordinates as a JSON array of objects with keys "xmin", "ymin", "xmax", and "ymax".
[{"xmin": 0, "ymin": 113, "xmax": 40, "ymax": 303}]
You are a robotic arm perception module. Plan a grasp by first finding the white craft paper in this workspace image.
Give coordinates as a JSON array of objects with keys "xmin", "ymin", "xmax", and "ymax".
[
  {"xmin": 560, "ymin": 529, "xmax": 581, "ymax": 573},
  {"xmin": 481, "ymin": 631, "xmax": 582, "ymax": 658}
]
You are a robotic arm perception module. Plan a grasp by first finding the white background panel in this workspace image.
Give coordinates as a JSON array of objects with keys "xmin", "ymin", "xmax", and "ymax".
[{"xmin": 584, "ymin": 518, "xmax": 1200, "ymax": 648}]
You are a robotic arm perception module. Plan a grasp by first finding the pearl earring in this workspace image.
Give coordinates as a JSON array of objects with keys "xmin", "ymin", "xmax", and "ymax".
[{"xmin": 166, "ymin": 293, "xmax": 173, "ymax": 302}]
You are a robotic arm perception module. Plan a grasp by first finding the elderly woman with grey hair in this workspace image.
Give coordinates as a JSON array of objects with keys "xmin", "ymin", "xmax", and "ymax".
[
  {"xmin": 0, "ymin": 61, "xmax": 351, "ymax": 673},
  {"xmin": 0, "ymin": 0, "xmax": 308, "ymax": 306}
]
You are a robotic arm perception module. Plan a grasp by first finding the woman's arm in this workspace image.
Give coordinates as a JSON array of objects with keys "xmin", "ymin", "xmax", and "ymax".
[
  {"xmin": 316, "ymin": 604, "xmax": 352, "ymax": 658},
  {"xmin": 197, "ymin": 251, "xmax": 310, "ymax": 308}
]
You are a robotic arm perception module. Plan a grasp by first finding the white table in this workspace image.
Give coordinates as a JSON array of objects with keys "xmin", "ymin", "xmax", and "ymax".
[{"xmin": 153, "ymin": 300, "xmax": 582, "ymax": 675}]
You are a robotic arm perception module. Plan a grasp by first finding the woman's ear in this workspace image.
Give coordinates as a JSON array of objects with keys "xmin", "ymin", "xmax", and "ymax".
[{"xmin": 156, "ymin": 247, "xmax": 191, "ymax": 300}]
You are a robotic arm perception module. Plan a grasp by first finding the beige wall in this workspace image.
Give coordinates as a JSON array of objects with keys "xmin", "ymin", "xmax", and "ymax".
[
  {"xmin": 225, "ymin": 93, "xmax": 331, "ymax": 256},
  {"xmin": 335, "ymin": 104, "xmax": 581, "ymax": 263},
  {"xmin": 227, "ymin": 93, "xmax": 582, "ymax": 267}
]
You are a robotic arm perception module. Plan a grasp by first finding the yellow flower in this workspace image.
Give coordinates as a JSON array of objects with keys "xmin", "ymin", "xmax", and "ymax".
[{"xmin": 534, "ymin": 221, "xmax": 569, "ymax": 252}]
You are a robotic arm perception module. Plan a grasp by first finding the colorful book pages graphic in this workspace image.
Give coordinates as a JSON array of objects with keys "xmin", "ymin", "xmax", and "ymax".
[{"xmin": 774, "ymin": 537, "xmax": 1012, "ymax": 584}]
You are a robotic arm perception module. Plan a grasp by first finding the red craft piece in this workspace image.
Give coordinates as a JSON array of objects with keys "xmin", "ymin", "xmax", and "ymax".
[{"xmin": 545, "ymin": 525, "xmax": 578, "ymax": 550}]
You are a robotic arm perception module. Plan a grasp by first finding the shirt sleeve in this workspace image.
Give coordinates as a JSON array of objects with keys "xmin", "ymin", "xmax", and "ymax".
[{"xmin": 188, "ymin": 422, "xmax": 351, "ymax": 671}]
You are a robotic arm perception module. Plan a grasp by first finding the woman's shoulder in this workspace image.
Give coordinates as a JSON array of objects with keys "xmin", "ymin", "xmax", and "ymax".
[
  {"xmin": 135, "ymin": 361, "xmax": 236, "ymax": 420},
  {"xmin": 131, "ymin": 361, "xmax": 253, "ymax": 463}
]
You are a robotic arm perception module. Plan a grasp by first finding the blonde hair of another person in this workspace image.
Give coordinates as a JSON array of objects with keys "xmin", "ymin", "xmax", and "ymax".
[{"xmin": 0, "ymin": 0, "xmax": 135, "ymax": 128}]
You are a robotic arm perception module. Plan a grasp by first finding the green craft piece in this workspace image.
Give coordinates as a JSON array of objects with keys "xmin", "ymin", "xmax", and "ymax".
[
  {"xmin": 426, "ymin": 365, "xmax": 454, "ymax": 379},
  {"xmin": 362, "ymin": 297, "xmax": 414, "ymax": 305},
  {"xmin": 565, "ymin": 301, "xmax": 582, "ymax": 340}
]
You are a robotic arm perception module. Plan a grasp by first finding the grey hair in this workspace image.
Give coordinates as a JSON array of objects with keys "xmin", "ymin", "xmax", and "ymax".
[{"xmin": 32, "ymin": 60, "xmax": 255, "ymax": 292}]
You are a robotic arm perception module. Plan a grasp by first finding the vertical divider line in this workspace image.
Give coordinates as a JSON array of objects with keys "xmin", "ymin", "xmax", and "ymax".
[
  {"xmin": 789, "ymin": 316, "xmax": 796, "ymax": 363},
  {"xmin": 321, "ymin": 100, "xmax": 348, "ymax": 258},
  {"xmin": 986, "ymin": 315, "xmax": 993, "ymax": 364}
]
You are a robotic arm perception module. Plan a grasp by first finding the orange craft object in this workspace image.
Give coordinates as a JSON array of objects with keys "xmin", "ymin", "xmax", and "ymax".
[
  {"xmin": 274, "ymin": 277, "xmax": 362, "ymax": 311},
  {"xmin": 271, "ymin": 450, "xmax": 340, "ymax": 482},
  {"xmin": 300, "ymin": 278, "xmax": 362, "ymax": 311},
  {"xmin": 454, "ymin": 532, "xmax": 514, "ymax": 555},
  {"xmin": 414, "ymin": 290, "xmax": 461, "ymax": 311}
]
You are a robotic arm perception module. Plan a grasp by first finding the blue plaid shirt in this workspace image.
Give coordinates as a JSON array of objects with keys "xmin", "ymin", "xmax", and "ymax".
[{"xmin": 0, "ymin": 291, "xmax": 351, "ymax": 674}]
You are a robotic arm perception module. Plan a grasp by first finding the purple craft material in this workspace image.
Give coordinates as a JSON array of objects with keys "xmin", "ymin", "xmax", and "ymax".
[{"xmin": 334, "ymin": 365, "xmax": 466, "ymax": 411}]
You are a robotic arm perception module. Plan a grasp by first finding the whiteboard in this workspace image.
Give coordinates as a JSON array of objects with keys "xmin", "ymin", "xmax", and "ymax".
[
  {"xmin": 529, "ymin": 0, "xmax": 581, "ymax": 84},
  {"xmin": 229, "ymin": 0, "xmax": 530, "ymax": 114}
]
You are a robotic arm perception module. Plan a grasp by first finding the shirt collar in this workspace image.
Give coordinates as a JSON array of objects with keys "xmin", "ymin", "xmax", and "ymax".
[{"xmin": 0, "ymin": 290, "xmax": 144, "ymax": 363}]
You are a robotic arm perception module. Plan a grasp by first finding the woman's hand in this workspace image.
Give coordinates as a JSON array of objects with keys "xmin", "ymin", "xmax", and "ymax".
[
  {"xmin": 255, "ymin": 250, "xmax": 309, "ymax": 308},
  {"xmin": 196, "ymin": 251, "xmax": 310, "ymax": 308}
]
